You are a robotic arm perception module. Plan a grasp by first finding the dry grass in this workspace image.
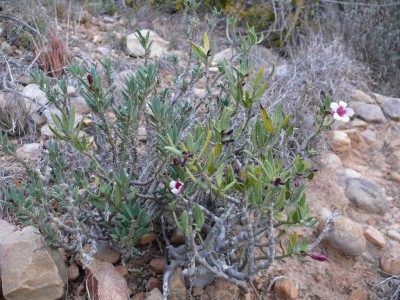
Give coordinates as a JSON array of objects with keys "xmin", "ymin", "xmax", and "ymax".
[
  {"xmin": 0, "ymin": 92, "xmax": 30, "ymax": 136},
  {"xmin": 33, "ymin": 31, "xmax": 72, "ymax": 77}
]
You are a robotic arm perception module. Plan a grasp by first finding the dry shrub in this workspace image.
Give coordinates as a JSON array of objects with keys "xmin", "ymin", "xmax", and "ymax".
[
  {"xmin": 33, "ymin": 31, "xmax": 72, "ymax": 77},
  {"xmin": 0, "ymin": 92, "xmax": 30, "ymax": 136},
  {"xmin": 261, "ymin": 34, "xmax": 368, "ymax": 159}
]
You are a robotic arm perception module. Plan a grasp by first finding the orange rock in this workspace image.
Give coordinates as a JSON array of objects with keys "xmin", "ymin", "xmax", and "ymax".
[
  {"xmin": 114, "ymin": 265, "xmax": 128, "ymax": 277},
  {"xmin": 139, "ymin": 232, "xmax": 157, "ymax": 245},
  {"xmin": 274, "ymin": 279, "xmax": 298, "ymax": 300}
]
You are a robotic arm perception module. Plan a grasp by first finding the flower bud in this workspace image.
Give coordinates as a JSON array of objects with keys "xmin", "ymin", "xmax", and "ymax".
[{"xmin": 310, "ymin": 253, "xmax": 328, "ymax": 262}]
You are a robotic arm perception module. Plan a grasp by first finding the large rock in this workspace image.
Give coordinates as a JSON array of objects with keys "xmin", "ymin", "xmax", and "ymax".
[
  {"xmin": 381, "ymin": 97, "xmax": 400, "ymax": 121},
  {"xmin": 319, "ymin": 210, "xmax": 366, "ymax": 256},
  {"xmin": 356, "ymin": 104, "xmax": 387, "ymax": 123},
  {"xmin": 346, "ymin": 178, "xmax": 388, "ymax": 214},
  {"xmin": 22, "ymin": 83, "xmax": 48, "ymax": 110},
  {"xmin": 380, "ymin": 244, "xmax": 400, "ymax": 275},
  {"xmin": 328, "ymin": 131, "xmax": 351, "ymax": 154},
  {"xmin": 16, "ymin": 143, "xmax": 42, "ymax": 160},
  {"xmin": 0, "ymin": 226, "xmax": 67, "ymax": 300},
  {"xmin": 349, "ymin": 89, "xmax": 374, "ymax": 104},
  {"xmin": 85, "ymin": 259, "xmax": 129, "ymax": 300},
  {"xmin": 126, "ymin": 30, "xmax": 169, "ymax": 58},
  {"xmin": 0, "ymin": 219, "xmax": 16, "ymax": 239}
]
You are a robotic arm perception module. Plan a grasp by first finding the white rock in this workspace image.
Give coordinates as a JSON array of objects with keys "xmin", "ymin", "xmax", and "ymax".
[
  {"xmin": 126, "ymin": 30, "xmax": 169, "ymax": 58},
  {"xmin": 387, "ymin": 229, "xmax": 400, "ymax": 242},
  {"xmin": 321, "ymin": 152, "xmax": 343, "ymax": 170},
  {"xmin": 22, "ymin": 83, "xmax": 48, "ymax": 111},
  {"xmin": 328, "ymin": 130, "xmax": 351, "ymax": 154},
  {"xmin": 16, "ymin": 143, "xmax": 41, "ymax": 160},
  {"xmin": 211, "ymin": 48, "xmax": 233, "ymax": 66},
  {"xmin": 97, "ymin": 47, "xmax": 111, "ymax": 56}
]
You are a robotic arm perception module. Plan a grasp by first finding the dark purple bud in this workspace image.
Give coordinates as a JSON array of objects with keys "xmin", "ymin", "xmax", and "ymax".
[
  {"xmin": 310, "ymin": 253, "xmax": 328, "ymax": 262},
  {"xmin": 294, "ymin": 177, "xmax": 301, "ymax": 187},
  {"xmin": 207, "ymin": 49, "xmax": 211, "ymax": 57},
  {"xmin": 273, "ymin": 178, "xmax": 284, "ymax": 185},
  {"xmin": 173, "ymin": 157, "xmax": 179, "ymax": 166},
  {"xmin": 223, "ymin": 129, "xmax": 234, "ymax": 136},
  {"xmin": 87, "ymin": 74, "xmax": 93, "ymax": 85}
]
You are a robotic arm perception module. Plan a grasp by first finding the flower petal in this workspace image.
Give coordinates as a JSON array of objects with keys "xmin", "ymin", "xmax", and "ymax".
[
  {"xmin": 171, "ymin": 188, "xmax": 179, "ymax": 194},
  {"xmin": 341, "ymin": 115, "xmax": 350, "ymax": 122},
  {"xmin": 330, "ymin": 102, "xmax": 339, "ymax": 111},
  {"xmin": 345, "ymin": 108, "xmax": 354, "ymax": 117},
  {"xmin": 170, "ymin": 181, "xmax": 177, "ymax": 189},
  {"xmin": 339, "ymin": 100, "xmax": 347, "ymax": 108},
  {"xmin": 333, "ymin": 112, "xmax": 341, "ymax": 120}
]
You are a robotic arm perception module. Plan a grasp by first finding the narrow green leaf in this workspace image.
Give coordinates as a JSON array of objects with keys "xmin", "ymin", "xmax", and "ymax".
[
  {"xmin": 260, "ymin": 104, "xmax": 274, "ymax": 133},
  {"xmin": 164, "ymin": 146, "xmax": 183, "ymax": 158},
  {"xmin": 194, "ymin": 204, "xmax": 205, "ymax": 230},
  {"xmin": 203, "ymin": 32, "xmax": 209, "ymax": 52}
]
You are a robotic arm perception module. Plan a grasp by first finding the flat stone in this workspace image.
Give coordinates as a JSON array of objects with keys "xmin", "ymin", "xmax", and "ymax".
[
  {"xmin": 97, "ymin": 47, "xmax": 111, "ymax": 56},
  {"xmin": 149, "ymin": 258, "xmax": 166, "ymax": 275},
  {"xmin": 328, "ymin": 130, "xmax": 351, "ymax": 153},
  {"xmin": 67, "ymin": 86, "xmax": 77, "ymax": 97},
  {"xmin": 67, "ymin": 262, "xmax": 80, "ymax": 281},
  {"xmin": 137, "ymin": 126, "xmax": 147, "ymax": 142},
  {"xmin": 350, "ymin": 89, "xmax": 374, "ymax": 104},
  {"xmin": 381, "ymin": 97, "xmax": 400, "ymax": 121},
  {"xmin": 71, "ymin": 97, "xmax": 91, "ymax": 115},
  {"xmin": 22, "ymin": 83, "xmax": 48, "ymax": 111},
  {"xmin": 380, "ymin": 244, "xmax": 400, "ymax": 275},
  {"xmin": 144, "ymin": 288, "xmax": 162, "ymax": 300},
  {"xmin": 146, "ymin": 277, "xmax": 162, "ymax": 292},
  {"xmin": 0, "ymin": 226, "xmax": 67, "ymax": 299},
  {"xmin": 85, "ymin": 259, "xmax": 129, "ymax": 300},
  {"xmin": 126, "ymin": 30, "xmax": 169, "ymax": 58},
  {"xmin": 114, "ymin": 265, "xmax": 128, "ymax": 277},
  {"xmin": 274, "ymin": 279, "xmax": 298, "ymax": 300},
  {"xmin": 93, "ymin": 241, "xmax": 121, "ymax": 264},
  {"xmin": 387, "ymin": 229, "xmax": 400, "ymax": 242},
  {"xmin": 139, "ymin": 232, "xmax": 157, "ymax": 245},
  {"xmin": 363, "ymin": 226, "xmax": 385, "ymax": 248},
  {"xmin": 349, "ymin": 287, "xmax": 368, "ymax": 300},
  {"xmin": 346, "ymin": 178, "xmax": 388, "ymax": 214},
  {"xmin": 343, "ymin": 168, "xmax": 362, "ymax": 179},
  {"xmin": 168, "ymin": 267, "xmax": 187, "ymax": 300},
  {"xmin": 356, "ymin": 104, "xmax": 387, "ymax": 123},
  {"xmin": 0, "ymin": 219, "xmax": 17, "ymax": 239},
  {"xmin": 16, "ymin": 143, "xmax": 41, "ymax": 160},
  {"xmin": 320, "ymin": 213, "xmax": 366, "ymax": 256},
  {"xmin": 321, "ymin": 152, "xmax": 343, "ymax": 170}
]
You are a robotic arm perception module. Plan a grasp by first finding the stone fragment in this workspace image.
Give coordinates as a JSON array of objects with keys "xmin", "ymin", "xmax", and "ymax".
[
  {"xmin": 140, "ymin": 232, "xmax": 157, "ymax": 245},
  {"xmin": 273, "ymin": 279, "xmax": 298, "ymax": 300},
  {"xmin": 146, "ymin": 277, "xmax": 162, "ymax": 291},
  {"xmin": 97, "ymin": 46, "xmax": 111, "ymax": 56},
  {"xmin": 16, "ymin": 143, "xmax": 41, "ymax": 160},
  {"xmin": 363, "ymin": 226, "xmax": 385, "ymax": 249},
  {"xmin": 349, "ymin": 89, "xmax": 374, "ymax": 104},
  {"xmin": 137, "ymin": 126, "xmax": 147, "ymax": 142},
  {"xmin": 0, "ymin": 226, "xmax": 67, "ymax": 300},
  {"xmin": 356, "ymin": 104, "xmax": 387, "ymax": 123},
  {"xmin": 319, "ymin": 211, "xmax": 366, "ymax": 256},
  {"xmin": 171, "ymin": 228, "xmax": 185, "ymax": 244},
  {"xmin": 346, "ymin": 178, "xmax": 388, "ymax": 214},
  {"xmin": 194, "ymin": 88, "xmax": 206, "ymax": 98},
  {"xmin": 380, "ymin": 244, "xmax": 400, "ymax": 275},
  {"xmin": 211, "ymin": 48, "xmax": 233, "ymax": 66},
  {"xmin": 192, "ymin": 287, "xmax": 204, "ymax": 296},
  {"xmin": 168, "ymin": 267, "xmax": 187, "ymax": 300},
  {"xmin": 22, "ymin": 83, "xmax": 48, "ymax": 110},
  {"xmin": 67, "ymin": 86, "xmax": 77, "ymax": 97},
  {"xmin": 343, "ymin": 168, "xmax": 361, "ymax": 179},
  {"xmin": 381, "ymin": 97, "xmax": 400, "ymax": 121},
  {"xmin": 114, "ymin": 265, "xmax": 128, "ymax": 277},
  {"xmin": 328, "ymin": 130, "xmax": 351, "ymax": 153},
  {"xmin": 127, "ymin": 30, "xmax": 169, "ymax": 58},
  {"xmin": 321, "ymin": 152, "xmax": 343, "ymax": 170},
  {"xmin": 93, "ymin": 241, "xmax": 121, "ymax": 264},
  {"xmin": 85, "ymin": 259, "xmax": 129, "ymax": 300},
  {"xmin": 0, "ymin": 219, "xmax": 16, "ymax": 239},
  {"xmin": 149, "ymin": 258, "xmax": 167, "ymax": 275},
  {"xmin": 67, "ymin": 262, "xmax": 80, "ymax": 282},
  {"xmin": 144, "ymin": 288, "xmax": 162, "ymax": 300},
  {"xmin": 71, "ymin": 96, "xmax": 91, "ymax": 115},
  {"xmin": 349, "ymin": 287, "xmax": 368, "ymax": 300},
  {"xmin": 387, "ymin": 229, "xmax": 400, "ymax": 242}
]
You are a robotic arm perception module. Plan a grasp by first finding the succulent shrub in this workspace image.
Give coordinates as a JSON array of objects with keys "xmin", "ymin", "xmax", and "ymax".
[{"xmin": 0, "ymin": 0, "xmax": 345, "ymax": 294}]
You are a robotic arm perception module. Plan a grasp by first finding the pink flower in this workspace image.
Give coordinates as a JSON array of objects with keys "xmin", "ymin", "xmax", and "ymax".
[
  {"xmin": 170, "ymin": 180, "xmax": 184, "ymax": 194},
  {"xmin": 330, "ymin": 101, "xmax": 354, "ymax": 122}
]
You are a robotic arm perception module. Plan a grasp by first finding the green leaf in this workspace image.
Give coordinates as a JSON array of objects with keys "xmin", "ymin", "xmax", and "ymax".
[
  {"xmin": 194, "ymin": 204, "xmax": 205, "ymax": 231},
  {"xmin": 216, "ymin": 164, "xmax": 225, "ymax": 187},
  {"xmin": 191, "ymin": 41, "xmax": 207, "ymax": 60},
  {"xmin": 203, "ymin": 32, "xmax": 210, "ymax": 52},
  {"xmin": 164, "ymin": 146, "xmax": 183, "ymax": 159},
  {"xmin": 260, "ymin": 104, "xmax": 274, "ymax": 133}
]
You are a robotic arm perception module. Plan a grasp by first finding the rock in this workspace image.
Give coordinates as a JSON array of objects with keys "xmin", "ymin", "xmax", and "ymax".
[
  {"xmin": 0, "ymin": 219, "xmax": 16, "ymax": 239},
  {"xmin": 126, "ymin": 30, "xmax": 169, "ymax": 58},
  {"xmin": 171, "ymin": 228, "xmax": 185, "ymax": 244},
  {"xmin": 22, "ymin": 83, "xmax": 48, "ymax": 114},
  {"xmin": 137, "ymin": 126, "xmax": 147, "ymax": 142},
  {"xmin": 273, "ymin": 279, "xmax": 298, "ymax": 300},
  {"xmin": 208, "ymin": 66, "xmax": 219, "ymax": 73},
  {"xmin": 381, "ymin": 97, "xmax": 400, "ymax": 121},
  {"xmin": 321, "ymin": 152, "xmax": 343, "ymax": 170},
  {"xmin": 320, "ymin": 212, "xmax": 366, "ymax": 256},
  {"xmin": 97, "ymin": 46, "xmax": 111, "ymax": 56},
  {"xmin": 0, "ymin": 226, "xmax": 67, "ymax": 300},
  {"xmin": 85, "ymin": 259, "xmax": 130, "ymax": 300},
  {"xmin": 67, "ymin": 86, "xmax": 77, "ymax": 97},
  {"xmin": 212, "ymin": 48, "xmax": 233, "ymax": 66},
  {"xmin": 104, "ymin": 16, "xmax": 116, "ymax": 23},
  {"xmin": 363, "ymin": 226, "xmax": 385, "ymax": 249},
  {"xmin": 356, "ymin": 104, "xmax": 387, "ymax": 123},
  {"xmin": 204, "ymin": 278, "xmax": 242, "ymax": 300},
  {"xmin": 67, "ymin": 262, "xmax": 80, "ymax": 282},
  {"xmin": 93, "ymin": 35, "xmax": 103, "ymax": 44},
  {"xmin": 40, "ymin": 124, "xmax": 54, "ymax": 137},
  {"xmin": 16, "ymin": 143, "xmax": 41, "ymax": 160},
  {"xmin": 18, "ymin": 74, "xmax": 34, "ymax": 86},
  {"xmin": 387, "ymin": 229, "xmax": 400, "ymax": 242},
  {"xmin": 350, "ymin": 119, "xmax": 368, "ymax": 129},
  {"xmin": 346, "ymin": 178, "xmax": 388, "ymax": 214},
  {"xmin": 343, "ymin": 168, "xmax": 361, "ymax": 179},
  {"xmin": 146, "ymin": 277, "xmax": 162, "ymax": 291},
  {"xmin": 349, "ymin": 287, "xmax": 368, "ymax": 300},
  {"xmin": 194, "ymin": 88, "xmax": 206, "ymax": 98},
  {"xmin": 328, "ymin": 131, "xmax": 351, "ymax": 154},
  {"xmin": 349, "ymin": 89, "xmax": 374, "ymax": 104},
  {"xmin": 361, "ymin": 129, "xmax": 377, "ymax": 143},
  {"xmin": 144, "ymin": 288, "xmax": 162, "ymax": 300},
  {"xmin": 192, "ymin": 287, "xmax": 204, "ymax": 296},
  {"xmin": 93, "ymin": 241, "xmax": 121, "ymax": 264},
  {"xmin": 71, "ymin": 97, "xmax": 91, "ymax": 115},
  {"xmin": 149, "ymin": 258, "xmax": 167, "ymax": 274},
  {"xmin": 168, "ymin": 267, "xmax": 187, "ymax": 300},
  {"xmin": 380, "ymin": 244, "xmax": 400, "ymax": 275},
  {"xmin": 139, "ymin": 232, "xmax": 157, "ymax": 245},
  {"xmin": 114, "ymin": 265, "xmax": 128, "ymax": 277}
]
